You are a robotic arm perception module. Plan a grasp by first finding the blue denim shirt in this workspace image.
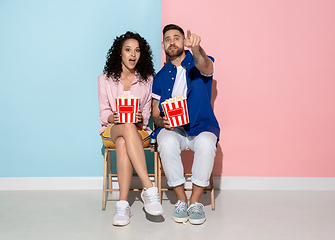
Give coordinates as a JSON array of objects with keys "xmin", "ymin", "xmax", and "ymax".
[{"xmin": 151, "ymin": 50, "xmax": 220, "ymax": 140}]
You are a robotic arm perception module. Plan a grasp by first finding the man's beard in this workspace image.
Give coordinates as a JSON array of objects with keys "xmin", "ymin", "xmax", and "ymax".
[{"xmin": 165, "ymin": 45, "xmax": 184, "ymax": 58}]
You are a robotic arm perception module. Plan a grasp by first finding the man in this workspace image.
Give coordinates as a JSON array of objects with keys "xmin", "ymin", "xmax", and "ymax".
[{"xmin": 151, "ymin": 24, "xmax": 220, "ymax": 225}]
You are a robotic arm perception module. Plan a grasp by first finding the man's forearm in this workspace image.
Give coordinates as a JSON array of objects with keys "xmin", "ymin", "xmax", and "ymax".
[
  {"xmin": 152, "ymin": 98, "xmax": 163, "ymax": 127},
  {"xmin": 192, "ymin": 46, "xmax": 213, "ymax": 75}
]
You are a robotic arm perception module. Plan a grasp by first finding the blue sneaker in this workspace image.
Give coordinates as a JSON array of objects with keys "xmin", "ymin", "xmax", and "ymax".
[
  {"xmin": 172, "ymin": 200, "xmax": 188, "ymax": 223},
  {"xmin": 188, "ymin": 202, "xmax": 205, "ymax": 225}
]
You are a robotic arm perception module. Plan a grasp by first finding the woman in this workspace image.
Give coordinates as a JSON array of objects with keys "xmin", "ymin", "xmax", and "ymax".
[{"xmin": 98, "ymin": 31, "xmax": 163, "ymax": 226}]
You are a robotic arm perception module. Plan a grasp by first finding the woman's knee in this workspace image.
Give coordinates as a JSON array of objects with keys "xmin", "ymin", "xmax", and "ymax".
[
  {"xmin": 121, "ymin": 123, "xmax": 138, "ymax": 134},
  {"xmin": 113, "ymin": 123, "xmax": 138, "ymax": 136},
  {"xmin": 115, "ymin": 136, "xmax": 125, "ymax": 145},
  {"xmin": 115, "ymin": 137, "xmax": 126, "ymax": 153}
]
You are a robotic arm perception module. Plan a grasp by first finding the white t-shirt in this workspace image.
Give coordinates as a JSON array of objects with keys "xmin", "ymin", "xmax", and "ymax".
[
  {"xmin": 171, "ymin": 61, "xmax": 215, "ymax": 98},
  {"xmin": 172, "ymin": 66, "xmax": 187, "ymax": 97}
]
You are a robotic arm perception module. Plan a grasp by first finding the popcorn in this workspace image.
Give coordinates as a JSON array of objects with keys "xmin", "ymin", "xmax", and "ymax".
[
  {"xmin": 116, "ymin": 94, "xmax": 140, "ymax": 99},
  {"xmin": 115, "ymin": 95, "xmax": 140, "ymax": 123},
  {"xmin": 162, "ymin": 96, "xmax": 187, "ymax": 104},
  {"xmin": 161, "ymin": 96, "xmax": 189, "ymax": 127}
]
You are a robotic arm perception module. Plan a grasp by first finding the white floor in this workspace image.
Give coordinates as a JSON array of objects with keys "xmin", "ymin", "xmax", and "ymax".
[{"xmin": 0, "ymin": 190, "xmax": 334, "ymax": 240}]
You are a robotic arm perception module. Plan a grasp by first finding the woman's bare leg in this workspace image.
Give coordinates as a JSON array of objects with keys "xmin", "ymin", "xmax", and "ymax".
[
  {"xmin": 111, "ymin": 124, "xmax": 153, "ymax": 189},
  {"xmin": 115, "ymin": 137, "xmax": 133, "ymax": 201}
]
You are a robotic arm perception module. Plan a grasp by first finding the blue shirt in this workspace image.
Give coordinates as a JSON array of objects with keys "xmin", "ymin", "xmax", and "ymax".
[{"xmin": 151, "ymin": 50, "xmax": 220, "ymax": 140}]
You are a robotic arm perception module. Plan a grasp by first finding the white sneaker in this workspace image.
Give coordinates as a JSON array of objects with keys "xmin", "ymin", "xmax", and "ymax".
[
  {"xmin": 113, "ymin": 200, "xmax": 131, "ymax": 226},
  {"xmin": 141, "ymin": 187, "xmax": 164, "ymax": 216}
]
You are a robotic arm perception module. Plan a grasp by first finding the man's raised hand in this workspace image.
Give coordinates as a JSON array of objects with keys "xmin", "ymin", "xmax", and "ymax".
[{"xmin": 184, "ymin": 29, "xmax": 201, "ymax": 49}]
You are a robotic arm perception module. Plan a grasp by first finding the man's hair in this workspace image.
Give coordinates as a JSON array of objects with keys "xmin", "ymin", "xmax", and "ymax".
[{"xmin": 163, "ymin": 24, "xmax": 184, "ymax": 37}]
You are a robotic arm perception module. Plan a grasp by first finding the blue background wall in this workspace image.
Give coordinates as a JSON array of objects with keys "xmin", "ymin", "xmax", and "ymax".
[{"xmin": 0, "ymin": 0, "xmax": 161, "ymax": 177}]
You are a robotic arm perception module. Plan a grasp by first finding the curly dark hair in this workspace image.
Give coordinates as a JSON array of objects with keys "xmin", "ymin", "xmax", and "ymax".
[{"xmin": 103, "ymin": 31, "xmax": 155, "ymax": 82}]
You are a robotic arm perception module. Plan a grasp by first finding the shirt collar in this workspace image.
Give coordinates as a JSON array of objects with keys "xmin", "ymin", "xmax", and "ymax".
[
  {"xmin": 166, "ymin": 50, "xmax": 193, "ymax": 71},
  {"xmin": 181, "ymin": 50, "xmax": 193, "ymax": 67},
  {"xmin": 110, "ymin": 71, "xmax": 141, "ymax": 87},
  {"xmin": 130, "ymin": 71, "xmax": 141, "ymax": 85}
]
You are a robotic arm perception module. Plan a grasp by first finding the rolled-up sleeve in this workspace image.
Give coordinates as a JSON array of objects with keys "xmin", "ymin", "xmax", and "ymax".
[
  {"xmin": 141, "ymin": 77, "xmax": 152, "ymax": 128},
  {"xmin": 98, "ymin": 74, "xmax": 113, "ymax": 134},
  {"xmin": 152, "ymin": 73, "xmax": 161, "ymax": 101}
]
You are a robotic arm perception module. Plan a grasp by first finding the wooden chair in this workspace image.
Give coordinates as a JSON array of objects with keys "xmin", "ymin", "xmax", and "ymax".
[
  {"xmin": 102, "ymin": 143, "xmax": 158, "ymax": 210},
  {"xmin": 156, "ymin": 149, "xmax": 215, "ymax": 210}
]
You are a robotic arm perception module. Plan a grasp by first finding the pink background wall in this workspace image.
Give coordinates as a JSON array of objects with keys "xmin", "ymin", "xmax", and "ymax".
[{"xmin": 161, "ymin": 0, "xmax": 335, "ymax": 177}]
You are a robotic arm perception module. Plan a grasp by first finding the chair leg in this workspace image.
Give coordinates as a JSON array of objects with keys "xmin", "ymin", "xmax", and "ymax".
[
  {"xmin": 157, "ymin": 153, "xmax": 162, "ymax": 203},
  {"xmin": 210, "ymin": 173, "xmax": 215, "ymax": 210},
  {"xmin": 108, "ymin": 151, "xmax": 112, "ymax": 193},
  {"xmin": 102, "ymin": 148, "xmax": 109, "ymax": 210},
  {"xmin": 154, "ymin": 148, "xmax": 158, "ymax": 188}
]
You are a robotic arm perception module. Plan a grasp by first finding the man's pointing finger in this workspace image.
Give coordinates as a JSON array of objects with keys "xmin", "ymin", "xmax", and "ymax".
[{"xmin": 187, "ymin": 29, "xmax": 191, "ymax": 39}]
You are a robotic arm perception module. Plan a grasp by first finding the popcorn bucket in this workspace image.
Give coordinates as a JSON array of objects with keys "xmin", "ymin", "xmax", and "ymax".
[
  {"xmin": 161, "ymin": 97, "xmax": 189, "ymax": 127},
  {"xmin": 115, "ymin": 97, "xmax": 139, "ymax": 123}
]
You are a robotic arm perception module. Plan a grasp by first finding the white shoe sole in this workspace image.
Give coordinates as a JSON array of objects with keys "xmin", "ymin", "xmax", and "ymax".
[
  {"xmin": 189, "ymin": 218, "xmax": 206, "ymax": 225},
  {"xmin": 113, "ymin": 219, "xmax": 130, "ymax": 226},
  {"xmin": 172, "ymin": 215, "xmax": 189, "ymax": 223},
  {"xmin": 144, "ymin": 205, "xmax": 164, "ymax": 216}
]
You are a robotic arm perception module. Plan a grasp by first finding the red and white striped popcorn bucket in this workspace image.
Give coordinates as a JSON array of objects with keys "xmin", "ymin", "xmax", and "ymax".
[
  {"xmin": 115, "ymin": 97, "xmax": 139, "ymax": 123},
  {"xmin": 161, "ymin": 98, "xmax": 189, "ymax": 127}
]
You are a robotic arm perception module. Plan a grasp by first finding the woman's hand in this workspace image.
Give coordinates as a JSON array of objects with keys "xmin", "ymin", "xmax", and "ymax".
[
  {"xmin": 113, "ymin": 111, "xmax": 119, "ymax": 123},
  {"xmin": 137, "ymin": 109, "xmax": 143, "ymax": 123},
  {"xmin": 108, "ymin": 111, "xmax": 119, "ymax": 124}
]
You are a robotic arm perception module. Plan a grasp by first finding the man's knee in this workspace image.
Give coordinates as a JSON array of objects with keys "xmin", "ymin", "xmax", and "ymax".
[
  {"xmin": 157, "ymin": 130, "xmax": 181, "ymax": 152},
  {"xmin": 194, "ymin": 132, "xmax": 217, "ymax": 152}
]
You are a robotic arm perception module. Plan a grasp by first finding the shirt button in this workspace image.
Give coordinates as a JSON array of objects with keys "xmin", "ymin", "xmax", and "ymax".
[
  {"xmin": 168, "ymin": 89, "xmax": 170, "ymax": 91},
  {"xmin": 172, "ymin": 78, "xmax": 174, "ymax": 80},
  {"xmin": 169, "ymin": 71, "xmax": 171, "ymax": 73}
]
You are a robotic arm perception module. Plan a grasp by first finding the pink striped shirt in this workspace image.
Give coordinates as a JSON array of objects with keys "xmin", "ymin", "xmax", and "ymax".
[{"xmin": 98, "ymin": 73, "xmax": 153, "ymax": 135}]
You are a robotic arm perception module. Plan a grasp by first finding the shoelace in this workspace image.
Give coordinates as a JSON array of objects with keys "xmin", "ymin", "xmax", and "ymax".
[
  {"xmin": 187, "ymin": 202, "xmax": 204, "ymax": 214},
  {"xmin": 146, "ymin": 191, "xmax": 160, "ymax": 203},
  {"xmin": 174, "ymin": 201, "xmax": 187, "ymax": 213},
  {"xmin": 116, "ymin": 206, "xmax": 128, "ymax": 215}
]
